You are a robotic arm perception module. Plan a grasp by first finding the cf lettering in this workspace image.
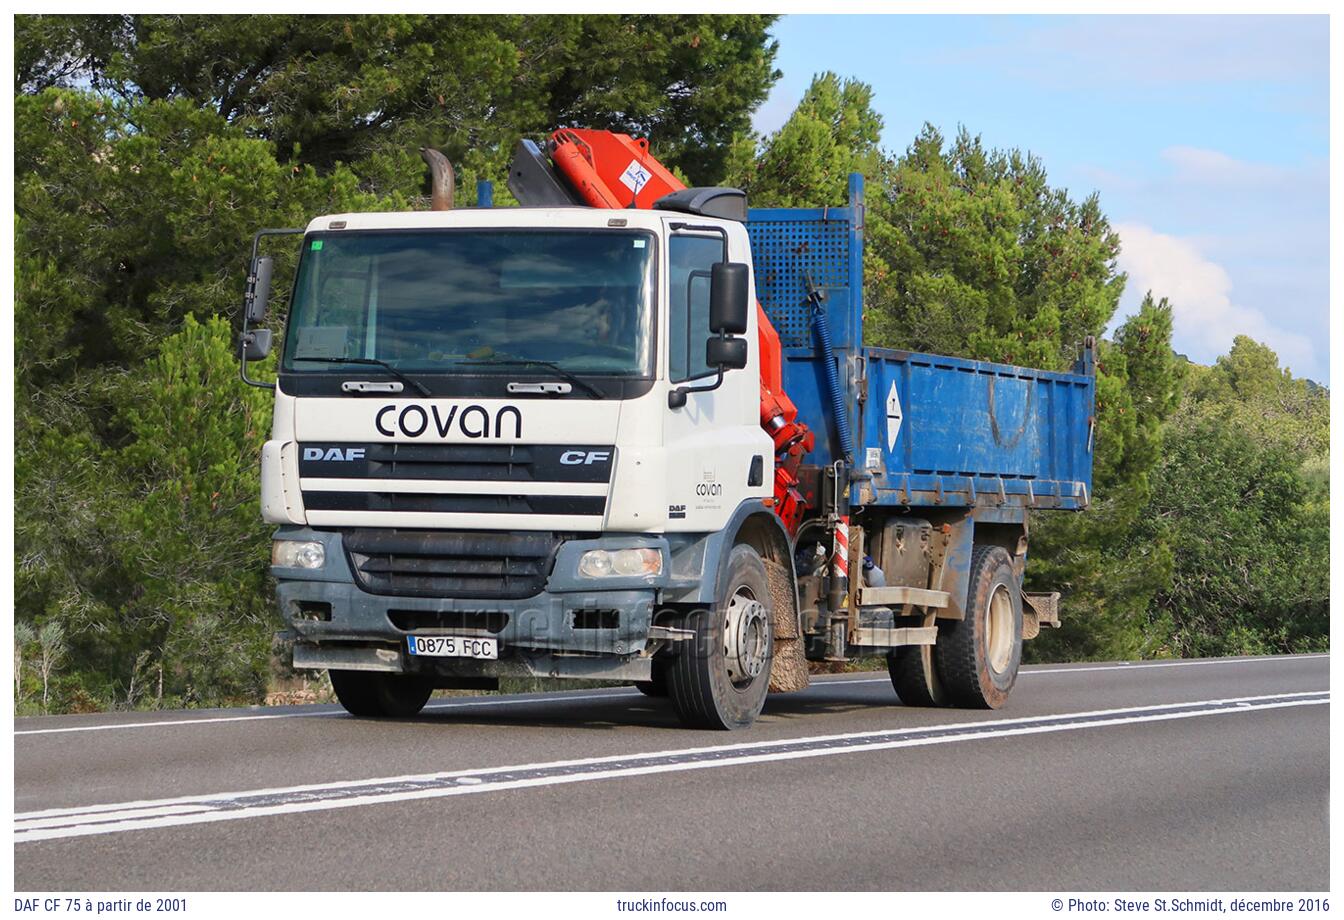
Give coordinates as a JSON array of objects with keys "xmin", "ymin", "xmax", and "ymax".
[{"xmin": 560, "ymin": 450, "xmax": 611, "ymax": 465}]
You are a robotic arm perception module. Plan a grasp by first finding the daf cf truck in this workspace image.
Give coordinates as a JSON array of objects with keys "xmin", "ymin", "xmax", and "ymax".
[{"xmin": 239, "ymin": 130, "xmax": 1095, "ymax": 730}]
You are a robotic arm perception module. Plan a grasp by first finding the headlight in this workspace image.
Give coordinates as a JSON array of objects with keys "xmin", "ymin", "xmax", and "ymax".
[
  {"xmin": 272, "ymin": 540, "xmax": 325, "ymax": 569},
  {"xmin": 579, "ymin": 548, "xmax": 662, "ymax": 578}
]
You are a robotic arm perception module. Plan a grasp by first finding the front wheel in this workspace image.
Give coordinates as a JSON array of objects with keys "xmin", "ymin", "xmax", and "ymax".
[
  {"xmin": 633, "ymin": 658, "xmax": 669, "ymax": 698},
  {"xmin": 666, "ymin": 544, "xmax": 774, "ymax": 730},
  {"xmin": 329, "ymin": 669, "xmax": 434, "ymax": 718},
  {"xmin": 934, "ymin": 545, "xmax": 1023, "ymax": 709}
]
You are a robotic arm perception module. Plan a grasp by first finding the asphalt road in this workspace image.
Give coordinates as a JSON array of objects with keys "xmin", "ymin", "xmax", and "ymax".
[{"xmin": 13, "ymin": 654, "xmax": 1329, "ymax": 891}]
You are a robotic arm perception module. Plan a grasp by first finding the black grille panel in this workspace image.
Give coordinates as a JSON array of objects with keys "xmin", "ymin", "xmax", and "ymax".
[
  {"xmin": 299, "ymin": 443, "xmax": 613, "ymax": 482},
  {"xmin": 307, "ymin": 492, "xmax": 604, "ymax": 516},
  {"xmin": 343, "ymin": 529, "xmax": 562, "ymax": 599}
]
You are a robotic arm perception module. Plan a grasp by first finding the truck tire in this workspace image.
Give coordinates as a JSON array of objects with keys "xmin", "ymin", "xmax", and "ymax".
[
  {"xmin": 666, "ymin": 544, "xmax": 774, "ymax": 730},
  {"xmin": 329, "ymin": 669, "xmax": 434, "ymax": 718},
  {"xmin": 887, "ymin": 644, "xmax": 947, "ymax": 707},
  {"xmin": 934, "ymin": 545, "xmax": 1022, "ymax": 709}
]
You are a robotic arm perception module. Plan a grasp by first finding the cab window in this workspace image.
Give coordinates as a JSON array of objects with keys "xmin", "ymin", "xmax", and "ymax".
[{"xmin": 668, "ymin": 235, "xmax": 723, "ymax": 382}]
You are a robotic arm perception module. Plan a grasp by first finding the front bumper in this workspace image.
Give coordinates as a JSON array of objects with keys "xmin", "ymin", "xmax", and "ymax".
[{"xmin": 273, "ymin": 527, "xmax": 667, "ymax": 682}]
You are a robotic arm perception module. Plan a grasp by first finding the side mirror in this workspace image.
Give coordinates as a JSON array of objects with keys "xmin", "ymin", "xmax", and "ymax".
[
  {"xmin": 245, "ymin": 256, "xmax": 274, "ymax": 324},
  {"xmin": 240, "ymin": 329, "xmax": 272, "ymax": 361},
  {"xmin": 706, "ymin": 335, "xmax": 747, "ymax": 370},
  {"xmin": 709, "ymin": 262, "xmax": 749, "ymax": 334},
  {"xmin": 239, "ymin": 227, "xmax": 305, "ymax": 390}
]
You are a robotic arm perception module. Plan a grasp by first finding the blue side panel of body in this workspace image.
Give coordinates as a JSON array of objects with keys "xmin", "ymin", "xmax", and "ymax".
[
  {"xmin": 745, "ymin": 174, "xmax": 1095, "ymax": 515},
  {"xmin": 860, "ymin": 349, "xmax": 1094, "ymax": 511}
]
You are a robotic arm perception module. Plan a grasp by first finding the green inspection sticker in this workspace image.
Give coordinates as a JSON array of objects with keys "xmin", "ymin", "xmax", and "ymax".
[{"xmin": 310, "ymin": 240, "xmax": 324, "ymax": 251}]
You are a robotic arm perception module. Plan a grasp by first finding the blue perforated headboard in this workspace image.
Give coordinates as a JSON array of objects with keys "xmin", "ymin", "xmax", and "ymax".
[{"xmin": 744, "ymin": 173, "xmax": 865, "ymax": 356}]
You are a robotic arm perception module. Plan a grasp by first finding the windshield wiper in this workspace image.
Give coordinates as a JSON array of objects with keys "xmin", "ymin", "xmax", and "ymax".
[
  {"xmin": 459, "ymin": 358, "xmax": 604, "ymax": 399},
  {"xmin": 291, "ymin": 355, "xmax": 432, "ymax": 397}
]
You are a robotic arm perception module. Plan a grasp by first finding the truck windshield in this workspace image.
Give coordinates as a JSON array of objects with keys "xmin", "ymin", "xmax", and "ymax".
[{"xmin": 281, "ymin": 229, "xmax": 656, "ymax": 378}]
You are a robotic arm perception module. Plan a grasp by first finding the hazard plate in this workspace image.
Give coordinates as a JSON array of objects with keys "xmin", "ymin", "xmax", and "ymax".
[{"xmin": 406, "ymin": 635, "xmax": 498, "ymax": 659}]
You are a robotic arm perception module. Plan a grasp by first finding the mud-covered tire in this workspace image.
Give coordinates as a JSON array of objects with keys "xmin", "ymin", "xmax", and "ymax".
[
  {"xmin": 667, "ymin": 544, "xmax": 774, "ymax": 730},
  {"xmin": 330, "ymin": 670, "xmax": 434, "ymax": 718},
  {"xmin": 934, "ymin": 545, "xmax": 1023, "ymax": 709},
  {"xmin": 888, "ymin": 644, "xmax": 948, "ymax": 707}
]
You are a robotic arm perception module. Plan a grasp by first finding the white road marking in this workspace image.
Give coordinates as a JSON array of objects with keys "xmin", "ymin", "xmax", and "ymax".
[
  {"xmin": 1020, "ymin": 654, "xmax": 1329, "ymax": 675},
  {"xmin": 15, "ymin": 709, "xmax": 346, "ymax": 736},
  {"xmin": 13, "ymin": 653, "xmax": 1328, "ymax": 737},
  {"xmin": 15, "ymin": 691, "xmax": 1327, "ymax": 843},
  {"xmin": 821, "ymin": 653, "xmax": 1333, "ymax": 686},
  {"xmin": 17, "ymin": 803, "xmax": 218, "ymax": 831},
  {"xmin": 13, "ymin": 690, "xmax": 643, "ymax": 736}
]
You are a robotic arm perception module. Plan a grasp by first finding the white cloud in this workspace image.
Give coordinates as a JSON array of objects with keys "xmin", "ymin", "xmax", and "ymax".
[
  {"xmin": 1158, "ymin": 146, "xmax": 1295, "ymax": 188},
  {"xmin": 1114, "ymin": 222, "xmax": 1316, "ymax": 376},
  {"xmin": 1077, "ymin": 148, "xmax": 1328, "ymax": 379}
]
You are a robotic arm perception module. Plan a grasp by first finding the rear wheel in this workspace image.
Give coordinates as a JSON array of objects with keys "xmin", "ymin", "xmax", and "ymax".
[
  {"xmin": 666, "ymin": 544, "xmax": 773, "ymax": 730},
  {"xmin": 330, "ymin": 669, "xmax": 434, "ymax": 718},
  {"xmin": 934, "ymin": 545, "xmax": 1023, "ymax": 709}
]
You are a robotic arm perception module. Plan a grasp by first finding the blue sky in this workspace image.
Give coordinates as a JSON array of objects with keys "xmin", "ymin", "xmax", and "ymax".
[{"xmin": 754, "ymin": 14, "xmax": 1329, "ymax": 381}]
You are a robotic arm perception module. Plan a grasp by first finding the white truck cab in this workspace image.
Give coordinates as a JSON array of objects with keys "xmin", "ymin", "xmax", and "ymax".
[{"xmin": 251, "ymin": 205, "xmax": 785, "ymax": 727}]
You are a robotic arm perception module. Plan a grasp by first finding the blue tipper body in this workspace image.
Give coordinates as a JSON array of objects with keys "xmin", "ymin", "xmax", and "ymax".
[{"xmin": 745, "ymin": 174, "xmax": 1096, "ymax": 515}]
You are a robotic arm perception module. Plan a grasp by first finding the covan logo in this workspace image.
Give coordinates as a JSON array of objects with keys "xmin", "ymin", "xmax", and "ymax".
[{"xmin": 375, "ymin": 404, "xmax": 523, "ymax": 440}]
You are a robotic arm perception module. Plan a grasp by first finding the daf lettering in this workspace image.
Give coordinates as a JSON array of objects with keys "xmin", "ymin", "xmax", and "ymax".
[
  {"xmin": 375, "ymin": 404, "xmax": 523, "ymax": 440},
  {"xmin": 303, "ymin": 447, "xmax": 366, "ymax": 462}
]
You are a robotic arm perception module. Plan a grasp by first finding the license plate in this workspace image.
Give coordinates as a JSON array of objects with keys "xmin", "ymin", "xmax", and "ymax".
[{"xmin": 406, "ymin": 635, "xmax": 498, "ymax": 660}]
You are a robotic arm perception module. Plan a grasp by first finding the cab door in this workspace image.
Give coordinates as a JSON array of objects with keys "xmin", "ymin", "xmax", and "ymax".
[{"xmin": 661, "ymin": 224, "xmax": 769, "ymax": 532}]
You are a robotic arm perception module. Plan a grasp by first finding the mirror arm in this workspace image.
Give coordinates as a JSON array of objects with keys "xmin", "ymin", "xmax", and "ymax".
[
  {"xmin": 240, "ymin": 227, "xmax": 305, "ymax": 390},
  {"xmin": 668, "ymin": 365, "xmax": 725, "ymax": 409}
]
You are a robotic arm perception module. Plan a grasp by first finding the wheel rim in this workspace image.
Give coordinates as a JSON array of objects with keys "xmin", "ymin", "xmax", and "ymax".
[
  {"xmin": 985, "ymin": 584, "xmax": 1015, "ymax": 673},
  {"xmin": 723, "ymin": 586, "xmax": 768, "ymax": 688}
]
